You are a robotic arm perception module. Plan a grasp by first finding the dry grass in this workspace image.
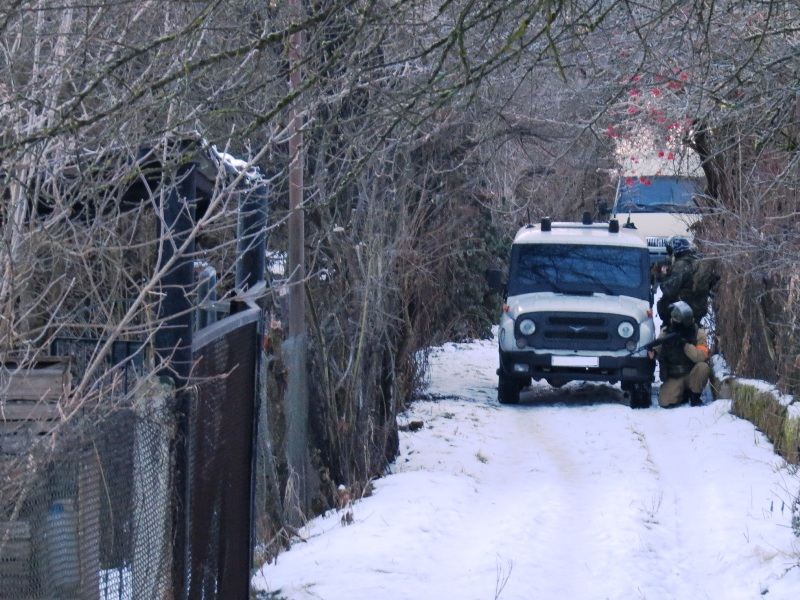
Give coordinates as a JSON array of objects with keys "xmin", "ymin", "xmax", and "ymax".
[{"xmin": 729, "ymin": 380, "xmax": 799, "ymax": 466}]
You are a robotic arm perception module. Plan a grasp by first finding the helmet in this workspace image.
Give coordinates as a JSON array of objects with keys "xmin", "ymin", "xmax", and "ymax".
[
  {"xmin": 666, "ymin": 236, "xmax": 693, "ymax": 257},
  {"xmin": 669, "ymin": 301, "xmax": 694, "ymax": 327}
]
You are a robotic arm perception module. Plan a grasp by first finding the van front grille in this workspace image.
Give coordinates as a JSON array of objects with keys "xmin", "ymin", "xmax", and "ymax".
[{"xmin": 517, "ymin": 311, "xmax": 633, "ymax": 351}]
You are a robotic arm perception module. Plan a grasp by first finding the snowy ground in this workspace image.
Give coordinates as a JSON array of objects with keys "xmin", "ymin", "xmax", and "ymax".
[{"xmin": 253, "ymin": 333, "xmax": 800, "ymax": 600}]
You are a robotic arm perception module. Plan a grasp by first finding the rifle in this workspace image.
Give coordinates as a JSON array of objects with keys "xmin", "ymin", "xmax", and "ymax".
[{"xmin": 641, "ymin": 331, "xmax": 683, "ymax": 352}]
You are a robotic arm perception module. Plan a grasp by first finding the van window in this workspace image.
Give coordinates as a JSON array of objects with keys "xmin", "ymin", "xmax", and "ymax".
[
  {"xmin": 508, "ymin": 244, "xmax": 650, "ymax": 300},
  {"xmin": 615, "ymin": 176, "xmax": 703, "ymax": 214}
]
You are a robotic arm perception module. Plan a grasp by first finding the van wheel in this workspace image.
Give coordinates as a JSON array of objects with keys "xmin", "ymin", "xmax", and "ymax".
[
  {"xmin": 498, "ymin": 373, "xmax": 522, "ymax": 405},
  {"xmin": 625, "ymin": 382, "xmax": 652, "ymax": 409}
]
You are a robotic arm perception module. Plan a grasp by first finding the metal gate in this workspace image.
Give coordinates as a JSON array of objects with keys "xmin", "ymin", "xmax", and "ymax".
[{"xmin": 186, "ymin": 302, "xmax": 261, "ymax": 599}]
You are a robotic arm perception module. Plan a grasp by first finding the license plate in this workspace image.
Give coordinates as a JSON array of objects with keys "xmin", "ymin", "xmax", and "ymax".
[{"xmin": 552, "ymin": 356, "xmax": 599, "ymax": 367}]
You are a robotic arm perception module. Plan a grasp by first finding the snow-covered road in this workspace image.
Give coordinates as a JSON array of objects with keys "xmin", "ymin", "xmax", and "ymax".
[{"xmin": 253, "ymin": 335, "xmax": 800, "ymax": 600}]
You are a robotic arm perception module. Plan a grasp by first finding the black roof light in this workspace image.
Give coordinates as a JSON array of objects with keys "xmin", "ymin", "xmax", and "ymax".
[
  {"xmin": 541, "ymin": 217, "xmax": 552, "ymax": 232},
  {"xmin": 608, "ymin": 219, "xmax": 620, "ymax": 233},
  {"xmin": 582, "ymin": 211, "xmax": 592, "ymax": 225}
]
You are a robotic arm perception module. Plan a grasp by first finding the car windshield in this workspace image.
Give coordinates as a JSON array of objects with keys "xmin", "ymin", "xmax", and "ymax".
[
  {"xmin": 615, "ymin": 177, "xmax": 704, "ymax": 213},
  {"xmin": 507, "ymin": 243, "xmax": 650, "ymax": 300}
]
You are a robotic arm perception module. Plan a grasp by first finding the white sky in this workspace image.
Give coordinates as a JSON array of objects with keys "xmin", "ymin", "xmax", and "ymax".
[{"xmin": 253, "ymin": 327, "xmax": 800, "ymax": 600}]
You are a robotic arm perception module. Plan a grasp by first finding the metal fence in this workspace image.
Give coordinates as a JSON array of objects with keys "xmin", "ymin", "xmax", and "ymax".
[
  {"xmin": 0, "ymin": 303, "xmax": 262, "ymax": 599},
  {"xmin": 2, "ymin": 147, "xmax": 269, "ymax": 599},
  {"xmin": 184, "ymin": 303, "xmax": 260, "ymax": 598},
  {"xmin": 0, "ymin": 389, "xmax": 175, "ymax": 599},
  {"xmin": 50, "ymin": 338, "xmax": 145, "ymax": 396}
]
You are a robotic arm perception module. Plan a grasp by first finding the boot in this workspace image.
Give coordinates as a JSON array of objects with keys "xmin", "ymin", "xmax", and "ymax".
[{"xmin": 687, "ymin": 391, "xmax": 702, "ymax": 407}]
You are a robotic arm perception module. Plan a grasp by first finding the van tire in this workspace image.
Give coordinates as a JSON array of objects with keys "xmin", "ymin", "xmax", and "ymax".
[
  {"xmin": 624, "ymin": 382, "xmax": 652, "ymax": 409},
  {"xmin": 498, "ymin": 372, "xmax": 522, "ymax": 405}
]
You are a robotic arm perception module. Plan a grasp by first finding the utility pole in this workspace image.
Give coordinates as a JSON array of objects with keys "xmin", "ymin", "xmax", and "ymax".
[
  {"xmin": 288, "ymin": 12, "xmax": 305, "ymax": 339},
  {"xmin": 284, "ymin": 0, "xmax": 314, "ymax": 522}
]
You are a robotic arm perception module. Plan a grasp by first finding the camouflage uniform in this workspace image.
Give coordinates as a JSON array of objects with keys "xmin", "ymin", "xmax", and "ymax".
[
  {"xmin": 653, "ymin": 324, "xmax": 711, "ymax": 408},
  {"xmin": 655, "ymin": 252, "xmax": 709, "ymax": 324}
]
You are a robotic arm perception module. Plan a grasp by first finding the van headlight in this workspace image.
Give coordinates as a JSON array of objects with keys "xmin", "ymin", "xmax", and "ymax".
[
  {"xmin": 518, "ymin": 318, "xmax": 536, "ymax": 335},
  {"xmin": 617, "ymin": 321, "xmax": 635, "ymax": 338}
]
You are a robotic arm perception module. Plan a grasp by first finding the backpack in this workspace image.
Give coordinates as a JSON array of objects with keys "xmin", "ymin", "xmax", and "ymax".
[{"xmin": 692, "ymin": 259, "xmax": 720, "ymax": 298}]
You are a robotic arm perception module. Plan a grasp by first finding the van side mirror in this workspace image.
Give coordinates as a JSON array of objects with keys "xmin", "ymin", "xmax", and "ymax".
[{"xmin": 485, "ymin": 268, "xmax": 506, "ymax": 293}]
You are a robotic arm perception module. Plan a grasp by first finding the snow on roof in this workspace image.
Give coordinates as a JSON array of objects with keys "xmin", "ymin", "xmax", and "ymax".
[
  {"xmin": 513, "ymin": 221, "xmax": 648, "ymax": 248},
  {"xmin": 206, "ymin": 142, "xmax": 266, "ymax": 184}
]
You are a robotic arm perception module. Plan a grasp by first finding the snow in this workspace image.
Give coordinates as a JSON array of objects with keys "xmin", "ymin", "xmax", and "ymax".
[
  {"xmin": 252, "ymin": 333, "xmax": 800, "ymax": 600},
  {"xmin": 207, "ymin": 142, "xmax": 264, "ymax": 181}
]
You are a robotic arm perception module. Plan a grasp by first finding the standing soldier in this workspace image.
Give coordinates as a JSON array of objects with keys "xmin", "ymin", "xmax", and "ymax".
[
  {"xmin": 653, "ymin": 236, "xmax": 717, "ymax": 325},
  {"xmin": 648, "ymin": 301, "xmax": 711, "ymax": 408}
]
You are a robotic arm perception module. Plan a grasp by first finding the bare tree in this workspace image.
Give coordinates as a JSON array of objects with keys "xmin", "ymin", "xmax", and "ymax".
[{"xmin": 3, "ymin": 2, "xmax": 800, "ymax": 577}]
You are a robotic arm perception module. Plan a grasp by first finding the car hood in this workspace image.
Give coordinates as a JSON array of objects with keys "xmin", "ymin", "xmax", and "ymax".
[
  {"xmin": 611, "ymin": 212, "xmax": 700, "ymax": 240},
  {"xmin": 505, "ymin": 292, "xmax": 651, "ymax": 322}
]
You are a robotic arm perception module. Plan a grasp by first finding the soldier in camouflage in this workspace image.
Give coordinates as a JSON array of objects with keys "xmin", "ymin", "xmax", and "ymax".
[
  {"xmin": 648, "ymin": 301, "xmax": 711, "ymax": 408},
  {"xmin": 653, "ymin": 236, "xmax": 714, "ymax": 325}
]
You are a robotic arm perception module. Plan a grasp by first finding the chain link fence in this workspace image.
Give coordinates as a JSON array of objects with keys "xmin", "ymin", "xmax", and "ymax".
[{"xmin": 1, "ymin": 304, "xmax": 261, "ymax": 599}]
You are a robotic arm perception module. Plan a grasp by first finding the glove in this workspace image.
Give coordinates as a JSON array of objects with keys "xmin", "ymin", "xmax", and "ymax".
[{"xmin": 651, "ymin": 261, "xmax": 670, "ymax": 282}]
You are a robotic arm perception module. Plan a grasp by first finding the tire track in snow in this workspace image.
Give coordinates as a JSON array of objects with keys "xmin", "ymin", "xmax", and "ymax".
[
  {"xmin": 468, "ymin": 402, "xmax": 671, "ymax": 600},
  {"xmin": 627, "ymin": 404, "xmax": 785, "ymax": 600}
]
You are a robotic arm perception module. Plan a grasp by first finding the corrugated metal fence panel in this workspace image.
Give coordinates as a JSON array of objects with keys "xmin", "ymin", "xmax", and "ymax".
[{"xmin": 188, "ymin": 306, "xmax": 260, "ymax": 599}]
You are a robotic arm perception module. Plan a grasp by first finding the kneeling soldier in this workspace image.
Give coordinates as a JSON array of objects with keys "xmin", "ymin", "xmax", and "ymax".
[{"xmin": 648, "ymin": 301, "xmax": 711, "ymax": 408}]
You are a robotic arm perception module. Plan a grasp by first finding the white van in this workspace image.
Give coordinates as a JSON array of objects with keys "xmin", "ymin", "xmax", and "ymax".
[
  {"xmin": 606, "ymin": 175, "xmax": 705, "ymax": 264},
  {"xmin": 487, "ymin": 215, "xmax": 656, "ymax": 408}
]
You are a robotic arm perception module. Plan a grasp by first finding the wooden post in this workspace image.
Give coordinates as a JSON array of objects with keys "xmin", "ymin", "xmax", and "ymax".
[
  {"xmin": 284, "ymin": 0, "xmax": 315, "ymax": 520},
  {"xmin": 78, "ymin": 450, "xmax": 101, "ymax": 599}
]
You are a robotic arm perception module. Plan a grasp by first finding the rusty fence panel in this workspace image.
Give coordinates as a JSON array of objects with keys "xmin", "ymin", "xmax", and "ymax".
[{"xmin": 186, "ymin": 304, "xmax": 261, "ymax": 599}]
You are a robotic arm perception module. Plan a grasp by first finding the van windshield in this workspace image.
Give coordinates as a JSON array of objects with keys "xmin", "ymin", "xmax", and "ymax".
[
  {"xmin": 508, "ymin": 243, "xmax": 650, "ymax": 300},
  {"xmin": 615, "ymin": 176, "xmax": 704, "ymax": 213}
]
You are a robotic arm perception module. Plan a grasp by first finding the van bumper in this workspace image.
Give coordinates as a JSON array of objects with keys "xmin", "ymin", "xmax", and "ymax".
[{"xmin": 499, "ymin": 351, "xmax": 655, "ymax": 385}]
